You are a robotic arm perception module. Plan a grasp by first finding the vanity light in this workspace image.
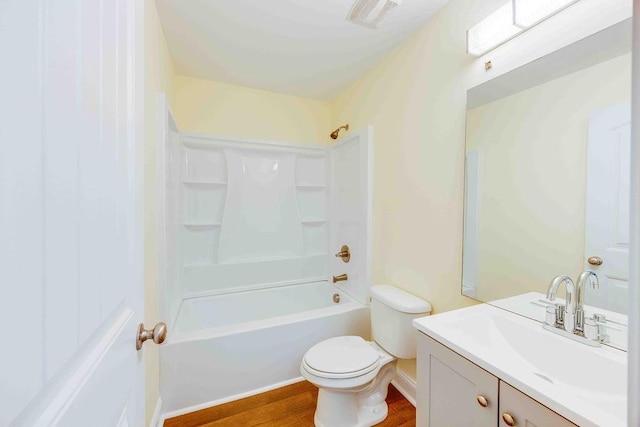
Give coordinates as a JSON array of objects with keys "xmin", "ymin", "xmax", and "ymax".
[
  {"xmin": 513, "ymin": 0, "xmax": 579, "ymax": 28},
  {"xmin": 466, "ymin": 2, "xmax": 523, "ymax": 56},
  {"xmin": 467, "ymin": 0, "xmax": 581, "ymax": 56}
]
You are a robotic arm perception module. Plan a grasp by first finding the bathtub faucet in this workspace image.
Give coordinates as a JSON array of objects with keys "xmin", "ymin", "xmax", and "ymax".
[{"xmin": 333, "ymin": 274, "xmax": 348, "ymax": 283}]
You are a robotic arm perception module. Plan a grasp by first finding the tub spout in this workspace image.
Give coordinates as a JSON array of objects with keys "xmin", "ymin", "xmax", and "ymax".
[{"xmin": 333, "ymin": 274, "xmax": 348, "ymax": 283}]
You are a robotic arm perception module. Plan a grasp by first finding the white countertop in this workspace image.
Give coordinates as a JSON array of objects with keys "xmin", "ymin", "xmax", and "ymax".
[{"xmin": 413, "ymin": 302, "xmax": 627, "ymax": 427}]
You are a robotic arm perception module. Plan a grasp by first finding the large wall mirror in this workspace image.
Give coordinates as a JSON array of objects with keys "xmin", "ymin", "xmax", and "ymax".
[{"xmin": 462, "ymin": 19, "xmax": 632, "ymax": 329}]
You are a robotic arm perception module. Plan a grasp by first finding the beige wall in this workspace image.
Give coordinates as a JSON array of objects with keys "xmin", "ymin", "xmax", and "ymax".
[
  {"xmin": 466, "ymin": 54, "xmax": 631, "ymax": 303},
  {"xmin": 331, "ymin": 1, "xmax": 483, "ymax": 316},
  {"xmin": 144, "ymin": 0, "xmax": 175, "ymax": 424},
  {"xmin": 330, "ymin": 0, "xmax": 488, "ymax": 379},
  {"xmin": 173, "ymin": 76, "xmax": 333, "ymax": 144}
]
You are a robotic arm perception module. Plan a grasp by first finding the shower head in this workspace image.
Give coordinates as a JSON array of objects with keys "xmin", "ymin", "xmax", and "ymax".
[{"xmin": 330, "ymin": 124, "xmax": 349, "ymax": 140}]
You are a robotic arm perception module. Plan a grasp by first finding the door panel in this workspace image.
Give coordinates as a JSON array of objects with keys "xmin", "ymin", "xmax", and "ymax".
[
  {"xmin": 585, "ymin": 103, "xmax": 631, "ymax": 312},
  {"xmin": 1, "ymin": 1, "xmax": 145, "ymax": 425},
  {"xmin": 0, "ymin": 1, "xmax": 45, "ymax": 422}
]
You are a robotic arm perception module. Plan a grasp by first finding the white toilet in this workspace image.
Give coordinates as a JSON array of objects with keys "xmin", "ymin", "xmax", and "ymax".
[{"xmin": 300, "ymin": 284, "xmax": 432, "ymax": 427}]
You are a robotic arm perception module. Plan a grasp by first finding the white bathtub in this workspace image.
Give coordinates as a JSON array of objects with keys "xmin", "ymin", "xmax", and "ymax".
[{"xmin": 159, "ymin": 281, "xmax": 370, "ymax": 416}]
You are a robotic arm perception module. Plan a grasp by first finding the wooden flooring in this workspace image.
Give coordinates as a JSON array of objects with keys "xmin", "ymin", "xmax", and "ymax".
[{"xmin": 164, "ymin": 381, "xmax": 416, "ymax": 427}]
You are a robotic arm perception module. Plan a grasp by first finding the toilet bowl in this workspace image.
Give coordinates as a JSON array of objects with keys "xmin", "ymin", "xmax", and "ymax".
[{"xmin": 300, "ymin": 285, "xmax": 431, "ymax": 427}]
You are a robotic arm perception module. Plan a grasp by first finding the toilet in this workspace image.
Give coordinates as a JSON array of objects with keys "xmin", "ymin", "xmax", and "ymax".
[{"xmin": 300, "ymin": 284, "xmax": 432, "ymax": 427}]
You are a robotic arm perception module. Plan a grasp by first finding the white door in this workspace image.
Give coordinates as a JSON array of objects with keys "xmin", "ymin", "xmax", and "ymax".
[
  {"xmin": 0, "ymin": 1, "xmax": 146, "ymax": 426},
  {"xmin": 584, "ymin": 103, "xmax": 631, "ymax": 313}
]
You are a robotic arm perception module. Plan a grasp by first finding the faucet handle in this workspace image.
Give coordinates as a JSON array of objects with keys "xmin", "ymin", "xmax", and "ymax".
[
  {"xmin": 545, "ymin": 304, "xmax": 565, "ymax": 328},
  {"xmin": 584, "ymin": 317, "xmax": 599, "ymax": 341},
  {"xmin": 584, "ymin": 314, "xmax": 613, "ymax": 343},
  {"xmin": 544, "ymin": 305, "xmax": 556, "ymax": 326}
]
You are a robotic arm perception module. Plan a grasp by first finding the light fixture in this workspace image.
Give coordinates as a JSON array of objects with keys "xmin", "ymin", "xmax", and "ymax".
[
  {"xmin": 513, "ymin": 0, "xmax": 579, "ymax": 28},
  {"xmin": 467, "ymin": 0, "xmax": 581, "ymax": 57},
  {"xmin": 347, "ymin": 0, "xmax": 401, "ymax": 29},
  {"xmin": 466, "ymin": 2, "xmax": 523, "ymax": 56}
]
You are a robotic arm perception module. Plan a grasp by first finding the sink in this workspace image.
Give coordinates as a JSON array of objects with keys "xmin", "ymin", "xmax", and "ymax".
[{"xmin": 413, "ymin": 303, "xmax": 627, "ymax": 427}]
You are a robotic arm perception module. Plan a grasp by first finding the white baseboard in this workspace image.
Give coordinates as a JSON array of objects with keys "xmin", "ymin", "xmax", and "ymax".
[
  {"xmin": 392, "ymin": 368, "xmax": 417, "ymax": 407},
  {"xmin": 160, "ymin": 377, "xmax": 305, "ymax": 421},
  {"xmin": 150, "ymin": 397, "xmax": 163, "ymax": 427}
]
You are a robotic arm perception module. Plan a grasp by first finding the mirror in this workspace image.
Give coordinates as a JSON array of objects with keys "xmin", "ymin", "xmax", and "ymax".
[{"xmin": 462, "ymin": 20, "xmax": 632, "ymax": 325}]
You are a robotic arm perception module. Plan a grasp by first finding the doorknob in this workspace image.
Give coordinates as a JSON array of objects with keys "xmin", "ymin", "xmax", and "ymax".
[
  {"xmin": 588, "ymin": 256, "xmax": 603, "ymax": 266},
  {"xmin": 136, "ymin": 322, "xmax": 167, "ymax": 350}
]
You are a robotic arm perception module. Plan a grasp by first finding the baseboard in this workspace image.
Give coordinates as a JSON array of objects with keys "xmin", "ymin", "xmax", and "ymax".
[
  {"xmin": 160, "ymin": 376, "xmax": 305, "ymax": 421},
  {"xmin": 150, "ymin": 397, "xmax": 163, "ymax": 427},
  {"xmin": 392, "ymin": 368, "xmax": 417, "ymax": 407}
]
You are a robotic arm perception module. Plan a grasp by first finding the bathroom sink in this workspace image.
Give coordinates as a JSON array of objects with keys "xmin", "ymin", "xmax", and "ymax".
[{"xmin": 413, "ymin": 303, "xmax": 627, "ymax": 427}]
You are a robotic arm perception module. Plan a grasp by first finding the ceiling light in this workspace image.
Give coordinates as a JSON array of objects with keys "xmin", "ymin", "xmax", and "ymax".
[
  {"xmin": 513, "ymin": 0, "xmax": 580, "ymax": 28},
  {"xmin": 347, "ymin": 0, "xmax": 401, "ymax": 29},
  {"xmin": 467, "ymin": 2, "xmax": 523, "ymax": 56}
]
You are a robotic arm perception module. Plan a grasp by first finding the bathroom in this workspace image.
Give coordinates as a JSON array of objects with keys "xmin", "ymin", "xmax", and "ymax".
[{"xmin": 1, "ymin": 0, "xmax": 638, "ymax": 426}]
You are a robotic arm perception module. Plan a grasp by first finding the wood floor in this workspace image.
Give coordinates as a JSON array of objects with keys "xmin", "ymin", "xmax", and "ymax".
[{"xmin": 164, "ymin": 381, "xmax": 416, "ymax": 427}]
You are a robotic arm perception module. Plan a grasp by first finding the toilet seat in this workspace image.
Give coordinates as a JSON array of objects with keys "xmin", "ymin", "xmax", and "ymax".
[{"xmin": 302, "ymin": 336, "xmax": 380, "ymax": 379}]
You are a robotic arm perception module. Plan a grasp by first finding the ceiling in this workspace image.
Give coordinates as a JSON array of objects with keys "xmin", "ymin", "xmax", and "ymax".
[{"xmin": 155, "ymin": 0, "xmax": 449, "ymax": 101}]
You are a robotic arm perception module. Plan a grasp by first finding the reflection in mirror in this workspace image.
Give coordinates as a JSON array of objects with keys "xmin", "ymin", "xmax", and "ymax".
[{"xmin": 462, "ymin": 20, "xmax": 632, "ymax": 337}]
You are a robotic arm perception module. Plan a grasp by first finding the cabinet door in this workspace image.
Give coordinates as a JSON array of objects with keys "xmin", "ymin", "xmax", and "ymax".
[
  {"xmin": 417, "ymin": 334, "xmax": 499, "ymax": 427},
  {"xmin": 499, "ymin": 382, "xmax": 577, "ymax": 427}
]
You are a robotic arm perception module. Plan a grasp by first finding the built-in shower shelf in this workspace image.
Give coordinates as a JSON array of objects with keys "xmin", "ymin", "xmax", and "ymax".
[
  {"xmin": 182, "ymin": 181, "xmax": 227, "ymax": 186},
  {"xmin": 182, "ymin": 223, "xmax": 222, "ymax": 229},
  {"xmin": 301, "ymin": 218, "xmax": 327, "ymax": 224},
  {"xmin": 296, "ymin": 184, "xmax": 326, "ymax": 189}
]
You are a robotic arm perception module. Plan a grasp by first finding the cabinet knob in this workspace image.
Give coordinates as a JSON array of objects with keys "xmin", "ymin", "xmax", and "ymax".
[
  {"xmin": 476, "ymin": 395, "xmax": 488, "ymax": 407},
  {"xmin": 502, "ymin": 412, "xmax": 516, "ymax": 426}
]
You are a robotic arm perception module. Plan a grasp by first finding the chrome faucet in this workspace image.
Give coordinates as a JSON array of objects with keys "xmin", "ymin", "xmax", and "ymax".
[
  {"xmin": 574, "ymin": 271, "xmax": 599, "ymax": 332},
  {"xmin": 546, "ymin": 275, "xmax": 575, "ymax": 332},
  {"xmin": 543, "ymin": 272, "xmax": 604, "ymax": 347}
]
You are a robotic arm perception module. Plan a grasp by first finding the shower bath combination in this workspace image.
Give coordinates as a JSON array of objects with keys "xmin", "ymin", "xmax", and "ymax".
[{"xmin": 157, "ymin": 104, "xmax": 373, "ymax": 416}]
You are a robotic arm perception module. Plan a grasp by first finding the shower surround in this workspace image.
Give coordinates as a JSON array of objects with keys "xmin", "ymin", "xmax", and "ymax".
[{"xmin": 158, "ymin": 103, "xmax": 373, "ymax": 417}]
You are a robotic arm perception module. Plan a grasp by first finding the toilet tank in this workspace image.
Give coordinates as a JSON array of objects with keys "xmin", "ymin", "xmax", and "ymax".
[{"xmin": 370, "ymin": 285, "xmax": 432, "ymax": 359}]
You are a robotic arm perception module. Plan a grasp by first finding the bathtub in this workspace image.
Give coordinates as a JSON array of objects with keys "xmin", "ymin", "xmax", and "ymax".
[{"xmin": 159, "ymin": 281, "xmax": 371, "ymax": 416}]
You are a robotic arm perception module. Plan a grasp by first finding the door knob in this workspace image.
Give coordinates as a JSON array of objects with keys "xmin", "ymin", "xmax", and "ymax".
[
  {"xmin": 587, "ymin": 256, "xmax": 603, "ymax": 266},
  {"xmin": 136, "ymin": 322, "xmax": 167, "ymax": 350}
]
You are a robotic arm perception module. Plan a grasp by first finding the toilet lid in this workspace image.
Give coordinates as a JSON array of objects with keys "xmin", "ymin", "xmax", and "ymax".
[{"xmin": 303, "ymin": 336, "xmax": 380, "ymax": 377}]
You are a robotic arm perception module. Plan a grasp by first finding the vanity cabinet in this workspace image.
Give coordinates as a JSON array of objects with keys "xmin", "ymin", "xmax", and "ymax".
[
  {"xmin": 416, "ymin": 334, "xmax": 577, "ymax": 427},
  {"xmin": 499, "ymin": 382, "xmax": 576, "ymax": 427}
]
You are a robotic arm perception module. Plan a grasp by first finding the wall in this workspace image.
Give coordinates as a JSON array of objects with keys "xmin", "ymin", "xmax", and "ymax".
[
  {"xmin": 329, "ymin": 0, "xmax": 630, "ymax": 380},
  {"xmin": 466, "ymin": 54, "xmax": 631, "ymax": 303},
  {"xmin": 173, "ymin": 76, "xmax": 333, "ymax": 144},
  {"xmin": 144, "ymin": 0, "xmax": 176, "ymax": 424}
]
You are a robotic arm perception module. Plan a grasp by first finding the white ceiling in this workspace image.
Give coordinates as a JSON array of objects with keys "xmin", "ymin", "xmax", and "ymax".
[{"xmin": 155, "ymin": 0, "xmax": 449, "ymax": 101}]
